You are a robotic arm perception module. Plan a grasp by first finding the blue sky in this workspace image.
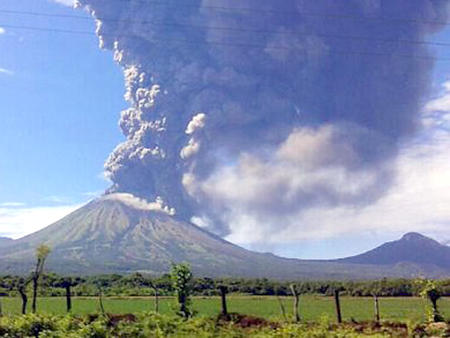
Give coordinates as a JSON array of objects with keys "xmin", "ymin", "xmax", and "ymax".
[
  {"xmin": 0, "ymin": 0, "xmax": 125, "ymax": 206},
  {"xmin": 0, "ymin": 0, "xmax": 449, "ymax": 258}
]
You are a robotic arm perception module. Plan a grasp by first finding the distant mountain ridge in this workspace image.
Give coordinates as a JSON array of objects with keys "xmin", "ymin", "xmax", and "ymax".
[
  {"xmin": 337, "ymin": 232, "xmax": 450, "ymax": 271},
  {"xmin": 0, "ymin": 237, "xmax": 12, "ymax": 246},
  {"xmin": 0, "ymin": 197, "xmax": 448, "ymax": 279}
]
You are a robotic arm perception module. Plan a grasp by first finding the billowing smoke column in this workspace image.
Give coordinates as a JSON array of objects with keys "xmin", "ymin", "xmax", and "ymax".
[{"xmin": 76, "ymin": 0, "xmax": 448, "ymax": 237}]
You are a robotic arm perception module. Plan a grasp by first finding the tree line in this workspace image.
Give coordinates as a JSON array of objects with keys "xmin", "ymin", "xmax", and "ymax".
[{"xmin": 2, "ymin": 273, "xmax": 449, "ymax": 299}]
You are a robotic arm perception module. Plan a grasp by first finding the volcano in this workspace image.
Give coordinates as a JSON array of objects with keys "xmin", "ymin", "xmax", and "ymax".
[
  {"xmin": 0, "ymin": 195, "xmax": 276, "ymax": 276},
  {"xmin": 0, "ymin": 196, "xmax": 449, "ymax": 279},
  {"xmin": 0, "ymin": 195, "xmax": 311, "ymax": 277},
  {"xmin": 338, "ymin": 232, "xmax": 450, "ymax": 271}
]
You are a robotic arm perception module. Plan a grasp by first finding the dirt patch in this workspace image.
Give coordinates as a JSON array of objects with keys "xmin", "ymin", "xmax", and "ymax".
[
  {"xmin": 85, "ymin": 313, "xmax": 137, "ymax": 327},
  {"xmin": 217, "ymin": 312, "xmax": 279, "ymax": 329},
  {"xmin": 107, "ymin": 313, "xmax": 137, "ymax": 327},
  {"xmin": 330, "ymin": 321, "xmax": 409, "ymax": 337},
  {"xmin": 412, "ymin": 322, "xmax": 450, "ymax": 337}
]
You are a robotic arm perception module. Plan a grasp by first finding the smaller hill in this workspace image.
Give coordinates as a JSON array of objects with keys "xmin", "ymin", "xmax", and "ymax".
[
  {"xmin": 0, "ymin": 237, "xmax": 13, "ymax": 246},
  {"xmin": 338, "ymin": 232, "xmax": 450, "ymax": 270}
]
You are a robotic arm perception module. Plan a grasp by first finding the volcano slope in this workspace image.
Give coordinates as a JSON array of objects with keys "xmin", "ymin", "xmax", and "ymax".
[
  {"xmin": 0, "ymin": 195, "xmax": 303, "ymax": 277},
  {"xmin": 0, "ymin": 195, "xmax": 448, "ymax": 279}
]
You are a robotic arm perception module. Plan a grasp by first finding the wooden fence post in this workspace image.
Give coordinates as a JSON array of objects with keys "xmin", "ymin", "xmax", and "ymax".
[
  {"xmin": 290, "ymin": 284, "xmax": 300, "ymax": 322},
  {"xmin": 154, "ymin": 287, "xmax": 159, "ymax": 313},
  {"xmin": 98, "ymin": 289, "xmax": 106, "ymax": 316},
  {"xmin": 219, "ymin": 285, "xmax": 228, "ymax": 316},
  {"xmin": 334, "ymin": 289, "xmax": 342, "ymax": 324},
  {"xmin": 65, "ymin": 285, "xmax": 72, "ymax": 313},
  {"xmin": 374, "ymin": 295, "xmax": 380, "ymax": 323},
  {"xmin": 276, "ymin": 295, "xmax": 287, "ymax": 321}
]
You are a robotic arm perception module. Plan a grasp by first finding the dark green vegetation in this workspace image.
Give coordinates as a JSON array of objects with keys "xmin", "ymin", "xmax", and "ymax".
[
  {"xmin": 418, "ymin": 279, "xmax": 446, "ymax": 323},
  {"xmin": 3, "ymin": 274, "xmax": 450, "ymax": 298},
  {"xmin": 0, "ymin": 274, "xmax": 447, "ymax": 306},
  {"xmin": 3, "ymin": 312, "xmax": 448, "ymax": 337},
  {"xmin": 170, "ymin": 263, "xmax": 194, "ymax": 318},
  {"xmin": 0, "ymin": 198, "xmax": 449, "ymax": 279}
]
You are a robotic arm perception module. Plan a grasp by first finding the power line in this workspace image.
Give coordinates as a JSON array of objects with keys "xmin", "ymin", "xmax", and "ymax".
[
  {"xmin": 2, "ymin": 9, "xmax": 450, "ymax": 49},
  {"xmin": 73, "ymin": 0, "xmax": 450, "ymax": 26},
  {"xmin": 1, "ymin": 23, "xmax": 450, "ymax": 61}
]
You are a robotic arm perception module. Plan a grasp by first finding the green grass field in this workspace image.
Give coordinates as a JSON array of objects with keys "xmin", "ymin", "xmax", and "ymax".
[{"xmin": 1, "ymin": 296, "xmax": 449, "ymax": 322}]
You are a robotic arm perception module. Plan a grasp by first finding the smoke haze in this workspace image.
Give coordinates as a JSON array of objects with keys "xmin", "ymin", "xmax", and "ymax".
[{"xmin": 75, "ymin": 0, "xmax": 449, "ymax": 237}]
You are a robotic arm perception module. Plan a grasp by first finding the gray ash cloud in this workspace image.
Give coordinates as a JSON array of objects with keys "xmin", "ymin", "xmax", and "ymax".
[{"xmin": 76, "ymin": 0, "xmax": 448, "ymax": 236}]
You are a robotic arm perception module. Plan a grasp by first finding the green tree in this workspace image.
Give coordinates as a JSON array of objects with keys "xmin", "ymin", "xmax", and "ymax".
[
  {"xmin": 170, "ymin": 263, "xmax": 193, "ymax": 318},
  {"xmin": 128, "ymin": 273, "xmax": 160, "ymax": 312},
  {"xmin": 418, "ymin": 279, "xmax": 444, "ymax": 322},
  {"xmin": 0, "ymin": 276, "xmax": 29, "ymax": 314},
  {"xmin": 31, "ymin": 244, "xmax": 51, "ymax": 313},
  {"xmin": 53, "ymin": 276, "xmax": 84, "ymax": 312}
]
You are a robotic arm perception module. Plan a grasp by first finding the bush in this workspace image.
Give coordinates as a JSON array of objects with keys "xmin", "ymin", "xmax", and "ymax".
[{"xmin": 0, "ymin": 313, "xmax": 446, "ymax": 337}]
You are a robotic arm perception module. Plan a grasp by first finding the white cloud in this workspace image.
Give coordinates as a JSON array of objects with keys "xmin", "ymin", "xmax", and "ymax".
[
  {"xmin": 0, "ymin": 68, "xmax": 14, "ymax": 76},
  {"xmin": 50, "ymin": 0, "xmax": 75, "ymax": 6},
  {"xmin": 102, "ymin": 193, "xmax": 176, "ymax": 215},
  {"xmin": 191, "ymin": 216, "xmax": 213, "ymax": 228},
  {"xmin": 252, "ymin": 140, "xmax": 449, "ymax": 242},
  {"xmin": 0, "ymin": 27, "xmax": 5, "ymax": 35},
  {"xmin": 43, "ymin": 195, "xmax": 72, "ymax": 204},
  {"xmin": 0, "ymin": 202, "xmax": 26, "ymax": 208},
  {"xmin": 185, "ymin": 113, "xmax": 206, "ymax": 135},
  {"xmin": 425, "ymin": 81, "xmax": 450, "ymax": 113},
  {"xmin": 180, "ymin": 138, "xmax": 201, "ymax": 159},
  {"xmin": 82, "ymin": 191, "xmax": 103, "ymax": 198},
  {"xmin": 0, "ymin": 204, "xmax": 82, "ymax": 239},
  {"xmin": 181, "ymin": 113, "xmax": 207, "ymax": 159}
]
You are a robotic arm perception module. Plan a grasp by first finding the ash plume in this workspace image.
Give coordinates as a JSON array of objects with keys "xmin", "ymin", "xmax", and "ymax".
[{"xmin": 76, "ymin": 0, "xmax": 448, "ymax": 237}]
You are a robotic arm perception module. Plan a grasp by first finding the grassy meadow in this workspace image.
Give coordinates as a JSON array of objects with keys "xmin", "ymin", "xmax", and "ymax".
[{"xmin": 1, "ymin": 295, "xmax": 449, "ymax": 322}]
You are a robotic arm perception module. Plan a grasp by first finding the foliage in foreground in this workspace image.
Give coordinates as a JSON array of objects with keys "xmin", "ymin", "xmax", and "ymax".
[
  {"xmin": 0, "ymin": 312, "xmax": 449, "ymax": 337},
  {"xmin": 170, "ymin": 263, "xmax": 194, "ymax": 319},
  {"xmin": 417, "ymin": 279, "xmax": 445, "ymax": 323}
]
